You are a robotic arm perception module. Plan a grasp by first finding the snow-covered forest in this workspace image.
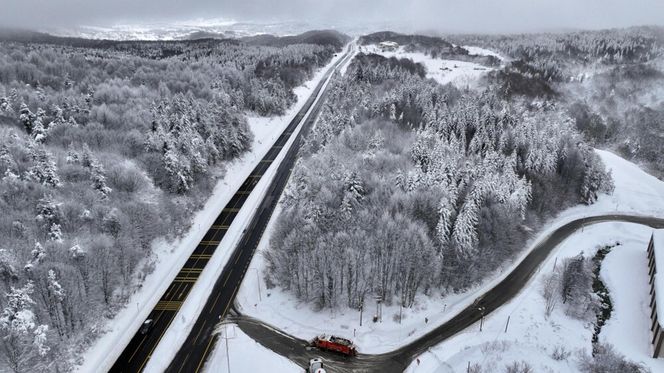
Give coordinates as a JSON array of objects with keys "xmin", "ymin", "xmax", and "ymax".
[
  {"xmin": 448, "ymin": 27, "xmax": 664, "ymax": 175},
  {"xmin": 0, "ymin": 31, "xmax": 343, "ymax": 371},
  {"xmin": 264, "ymin": 48, "xmax": 614, "ymax": 310},
  {"xmin": 263, "ymin": 28, "xmax": 664, "ymax": 312}
]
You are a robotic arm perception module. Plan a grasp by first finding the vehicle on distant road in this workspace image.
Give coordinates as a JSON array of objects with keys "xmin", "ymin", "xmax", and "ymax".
[
  {"xmin": 311, "ymin": 335, "xmax": 357, "ymax": 356},
  {"xmin": 139, "ymin": 319, "xmax": 153, "ymax": 335},
  {"xmin": 307, "ymin": 357, "xmax": 326, "ymax": 373}
]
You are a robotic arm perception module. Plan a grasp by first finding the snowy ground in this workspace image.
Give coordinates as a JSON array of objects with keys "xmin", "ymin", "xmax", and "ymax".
[
  {"xmin": 599, "ymin": 232, "xmax": 664, "ymax": 371},
  {"xmin": 405, "ymin": 222, "xmax": 664, "ymax": 373},
  {"xmin": 202, "ymin": 324, "xmax": 300, "ymax": 373},
  {"xmin": 76, "ymin": 50, "xmax": 347, "ymax": 373},
  {"xmin": 234, "ymin": 148, "xmax": 664, "ymax": 356},
  {"xmin": 359, "ymin": 44, "xmax": 497, "ymax": 88},
  {"xmin": 461, "ymin": 45, "xmax": 507, "ymax": 62}
]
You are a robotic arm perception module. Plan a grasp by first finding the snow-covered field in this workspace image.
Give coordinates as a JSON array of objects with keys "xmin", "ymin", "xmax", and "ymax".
[
  {"xmin": 360, "ymin": 44, "xmax": 498, "ymax": 88},
  {"xmin": 235, "ymin": 148, "xmax": 664, "ymax": 357},
  {"xmin": 405, "ymin": 222, "xmax": 664, "ymax": 373},
  {"xmin": 461, "ymin": 45, "xmax": 507, "ymax": 61},
  {"xmin": 202, "ymin": 324, "xmax": 300, "ymax": 373},
  {"xmin": 76, "ymin": 50, "xmax": 347, "ymax": 373}
]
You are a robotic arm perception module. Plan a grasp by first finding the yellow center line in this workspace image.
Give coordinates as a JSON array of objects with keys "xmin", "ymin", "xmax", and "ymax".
[
  {"xmin": 209, "ymin": 291, "xmax": 223, "ymax": 312},
  {"xmin": 192, "ymin": 320, "xmax": 207, "ymax": 345},
  {"xmin": 195, "ymin": 286, "xmax": 242, "ymax": 372},
  {"xmin": 138, "ymin": 175, "xmax": 247, "ymax": 367},
  {"xmin": 128, "ymin": 334, "xmax": 149, "ymax": 362},
  {"xmin": 194, "ymin": 337, "xmax": 216, "ymax": 373},
  {"xmin": 138, "ymin": 305, "xmax": 182, "ymax": 372},
  {"xmin": 128, "ymin": 282, "xmax": 181, "ymax": 362},
  {"xmin": 222, "ymin": 270, "xmax": 233, "ymax": 287},
  {"xmin": 222, "ymin": 285, "xmax": 241, "ymax": 317},
  {"xmin": 176, "ymin": 353, "xmax": 190, "ymax": 373}
]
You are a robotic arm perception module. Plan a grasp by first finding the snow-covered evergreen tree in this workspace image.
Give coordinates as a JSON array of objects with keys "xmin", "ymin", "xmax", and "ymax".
[
  {"xmin": 18, "ymin": 104, "xmax": 34, "ymax": 135},
  {"xmin": 0, "ymin": 282, "xmax": 50, "ymax": 372},
  {"xmin": 26, "ymin": 145, "xmax": 60, "ymax": 188},
  {"xmin": 81, "ymin": 145, "xmax": 111, "ymax": 198}
]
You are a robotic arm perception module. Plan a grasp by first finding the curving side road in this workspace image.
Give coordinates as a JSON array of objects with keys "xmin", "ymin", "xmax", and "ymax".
[{"xmin": 233, "ymin": 214, "xmax": 664, "ymax": 372}]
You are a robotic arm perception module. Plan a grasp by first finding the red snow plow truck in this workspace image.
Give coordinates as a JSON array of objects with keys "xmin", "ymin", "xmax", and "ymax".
[{"xmin": 311, "ymin": 335, "xmax": 357, "ymax": 356}]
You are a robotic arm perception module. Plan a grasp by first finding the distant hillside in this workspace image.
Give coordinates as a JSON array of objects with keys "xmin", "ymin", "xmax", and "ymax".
[
  {"xmin": 360, "ymin": 31, "xmax": 501, "ymax": 67},
  {"xmin": 0, "ymin": 28, "xmax": 349, "ymax": 53},
  {"xmin": 0, "ymin": 28, "xmax": 238, "ymax": 49},
  {"xmin": 180, "ymin": 30, "xmax": 227, "ymax": 40},
  {"xmin": 242, "ymin": 30, "xmax": 350, "ymax": 50},
  {"xmin": 360, "ymin": 31, "xmax": 456, "ymax": 49}
]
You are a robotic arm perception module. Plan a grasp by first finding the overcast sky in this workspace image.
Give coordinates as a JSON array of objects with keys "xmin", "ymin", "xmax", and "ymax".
[{"xmin": 1, "ymin": 0, "xmax": 663, "ymax": 33}]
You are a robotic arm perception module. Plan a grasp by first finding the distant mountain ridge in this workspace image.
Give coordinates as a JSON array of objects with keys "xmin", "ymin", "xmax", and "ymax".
[
  {"xmin": 0, "ymin": 28, "xmax": 349, "ymax": 51},
  {"xmin": 241, "ymin": 30, "xmax": 350, "ymax": 50}
]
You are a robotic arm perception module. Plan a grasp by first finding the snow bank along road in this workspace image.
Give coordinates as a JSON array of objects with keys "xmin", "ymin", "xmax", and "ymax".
[
  {"xmin": 233, "ymin": 214, "xmax": 664, "ymax": 373},
  {"xmin": 108, "ymin": 45, "xmax": 355, "ymax": 373}
]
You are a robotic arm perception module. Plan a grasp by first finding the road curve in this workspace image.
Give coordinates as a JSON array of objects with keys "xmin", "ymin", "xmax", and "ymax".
[{"xmin": 234, "ymin": 214, "xmax": 664, "ymax": 372}]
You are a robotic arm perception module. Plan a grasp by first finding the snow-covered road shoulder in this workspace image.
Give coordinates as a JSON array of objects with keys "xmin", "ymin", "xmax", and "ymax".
[
  {"xmin": 76, "ymin": 50, "xmax": 347, "ymax": 373},
  {"xmin": 202, "ymin": 324, "xmax": 300, "ymax": 373}
]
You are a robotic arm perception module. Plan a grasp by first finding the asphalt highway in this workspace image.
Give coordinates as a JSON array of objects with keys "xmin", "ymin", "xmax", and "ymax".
[{"xmin": 108, "ymin": 45, "xmax": 354, "ymax": 373}]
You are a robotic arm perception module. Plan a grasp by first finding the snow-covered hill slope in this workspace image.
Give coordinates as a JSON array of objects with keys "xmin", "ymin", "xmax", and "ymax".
[
  {"xmin": 235, "ymin": 149, "xmax": 664, "ymax": 357},
  {"xmin": 406, "ymin": 222, "xmax": 664, "ymax": 373}
]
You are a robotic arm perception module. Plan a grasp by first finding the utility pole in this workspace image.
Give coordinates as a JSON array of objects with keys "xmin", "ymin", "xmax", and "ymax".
[
  {"xmin": 224, "ymin": 327, "xmax": 231, "ymax": 373},
  {"xmin": 504, "ymin": 315, "xmax": 510, "ymax": 333},
  {"xmin": 217, "ymin": 322, "xmax": 235, "ymax": 373},
  {"xmin": 359, "ymin": 300, "xmax": 363, "ymax": 327},
  {"xmin": 374, "ymin": 294, "xmax": 383, "ymax": 323},
  {"xmin": 478, "ymin": 306, "xmax": 485, "ymax": 332}
]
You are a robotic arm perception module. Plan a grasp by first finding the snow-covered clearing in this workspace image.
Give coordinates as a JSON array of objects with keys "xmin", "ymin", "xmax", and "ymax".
[
  {"xmin": 76, "ymin": 50, "xmax": 347, "ymax": 373},
  {"xmin": 360, "ymin": 44, "xmax": 496, "ymax": 88},
  {"xmin": 405, "ymin": 222, "xmax": 664, "ymax": 372},
  {"xmin": 202, "ymin": 324, "xmax": 300, "ymax": 373},
  {"xmin": 461, "ymin": 45, "xmax": 507, "ymax": 62},
  {"xmin": 235, "ymin": 148, "xmax": 664, "ymax": 356}
]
